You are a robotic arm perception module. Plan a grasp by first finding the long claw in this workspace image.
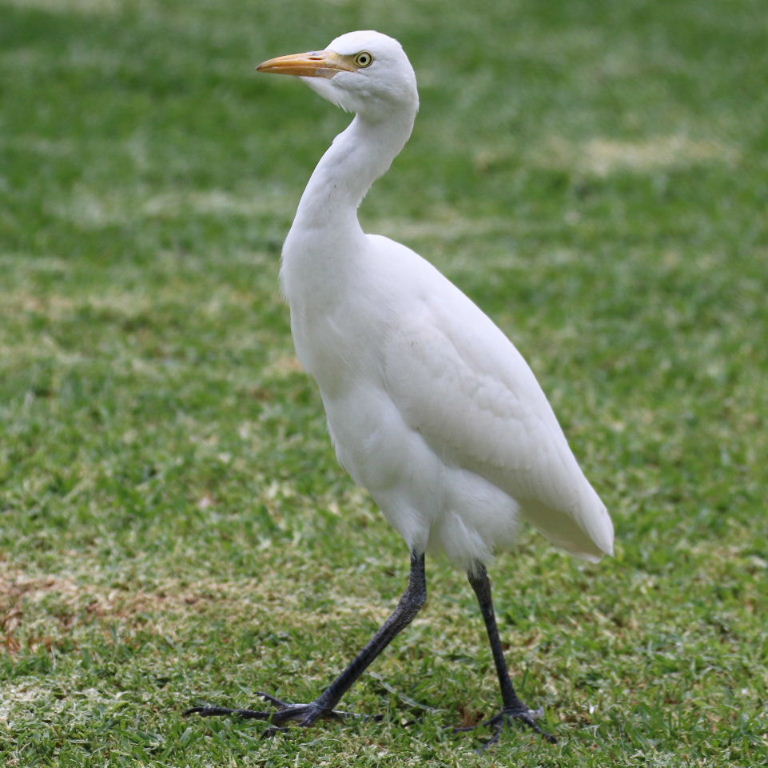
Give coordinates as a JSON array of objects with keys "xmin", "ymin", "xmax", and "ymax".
[
  {"xmin": 257, "ymin": 691, "xmax": 292, "ymax": 708},
  {"xmin": 455, "ymin": 705, "xmax": 557, "ymax": 748},
  {"xmin": 478, "ymin": 721, "xmax": 503, "ymax": 750},
  {"xmin": 519, "ymin": 713, "xmax": 557, "ymax": 744},
  {"xmin": 183, "ymin": 706, "xmax": 272, "ymax": 720},
  {"xmin": 185, "ymin": 693, "xmax": 380, "ymax": 731}
]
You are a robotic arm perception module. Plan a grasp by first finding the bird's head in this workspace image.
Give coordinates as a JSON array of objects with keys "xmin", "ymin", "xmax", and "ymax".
[{"xmin": 257, "ymin": 31, "xmax": 418, "ymax": 121}]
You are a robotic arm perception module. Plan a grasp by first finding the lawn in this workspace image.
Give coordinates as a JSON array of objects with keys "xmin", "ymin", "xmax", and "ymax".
[{"xmin": 1, "ymin": 0, "xmax": 767, "ymax": 765}]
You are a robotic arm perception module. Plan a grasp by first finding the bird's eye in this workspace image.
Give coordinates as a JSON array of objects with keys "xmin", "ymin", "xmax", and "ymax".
[{"xmin": 354, "ymin": 51, "xmax": 373, "ymax": 68}]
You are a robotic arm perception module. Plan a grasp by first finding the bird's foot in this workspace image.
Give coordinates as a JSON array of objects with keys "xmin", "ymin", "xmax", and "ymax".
[
  {"xmin": 456, "ymin": 704, "xmax": 557, "ymax": 749},
  {"xmin": 185, "ymin": 692, "xmax": 380, "ymax": 736}
]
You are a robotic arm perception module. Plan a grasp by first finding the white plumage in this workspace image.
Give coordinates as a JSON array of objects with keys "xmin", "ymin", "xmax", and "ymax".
[
  {"xmin": 273, "ymin": 30, "xmax": 613, "ymax": 570},
  {"xmin": 183, "ymin": 29, "xmax": 614, "ymax": 743}
]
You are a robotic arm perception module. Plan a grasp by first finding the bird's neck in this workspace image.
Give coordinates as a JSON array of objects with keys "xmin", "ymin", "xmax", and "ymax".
[{"xmin": 289, "ymin": 112, "xmax": 416, "ymax": 237}]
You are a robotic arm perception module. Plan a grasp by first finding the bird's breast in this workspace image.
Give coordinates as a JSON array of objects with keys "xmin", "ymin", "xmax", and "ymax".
[{"xmin": 281, "ymin": 234, "xmax": 416, "ymax": 399}]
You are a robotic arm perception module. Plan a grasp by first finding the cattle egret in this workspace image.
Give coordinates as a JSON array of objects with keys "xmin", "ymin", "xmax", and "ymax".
[{"xmin": 186, "ymin": 30, "xmax": 613, "ymax": 747}]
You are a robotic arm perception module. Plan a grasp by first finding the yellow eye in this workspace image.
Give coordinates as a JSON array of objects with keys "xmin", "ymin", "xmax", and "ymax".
[{"xmin": 354, "ymin": 51, "xmax": 373, "ymax": 68}]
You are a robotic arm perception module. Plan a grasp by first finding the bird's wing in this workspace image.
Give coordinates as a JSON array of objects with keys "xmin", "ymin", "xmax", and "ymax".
[{"xmin": 381, "ymin": 269, "xmax": 613, "ymax": 559}]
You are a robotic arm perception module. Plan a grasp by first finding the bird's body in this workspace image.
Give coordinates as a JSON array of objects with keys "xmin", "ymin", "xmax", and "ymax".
[
  {"xmin": 279, "ymin": 35, "xmax": 612, "ymax": 570},
  {"xmin": 285, "ymin": 222, "xmax": 611, "ymax": 568},
  {"xmin": 188, "ymin": 30, "xmax": 613, "ymax": 746}
]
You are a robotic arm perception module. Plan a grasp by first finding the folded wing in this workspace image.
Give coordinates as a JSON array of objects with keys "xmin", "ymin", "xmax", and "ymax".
[{"xmin": 382, "ymin": 280, "xmax": 614, "ymax": 561}]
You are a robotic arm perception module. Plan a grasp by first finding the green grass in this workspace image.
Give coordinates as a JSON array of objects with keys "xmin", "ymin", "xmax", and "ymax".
[{"xmin": 1, "ymin": 0, "xmax": 767, "ymax": 765}]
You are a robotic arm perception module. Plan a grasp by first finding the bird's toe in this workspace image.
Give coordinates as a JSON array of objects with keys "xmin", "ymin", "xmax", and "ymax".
[{"xmin": 456, "ymin": 703, "xmax": 557, "ymax": 749}]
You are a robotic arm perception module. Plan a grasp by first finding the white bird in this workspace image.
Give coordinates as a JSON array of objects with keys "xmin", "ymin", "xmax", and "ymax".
[{"xmin": 187, "ymin": 30, "xmax": 613, "ymax": 747}]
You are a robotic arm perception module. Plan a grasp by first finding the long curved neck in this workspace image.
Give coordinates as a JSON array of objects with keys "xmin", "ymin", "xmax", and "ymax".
[{"xmin": 290, "ymin": 111, "xmax": 416, "ymax": 237}]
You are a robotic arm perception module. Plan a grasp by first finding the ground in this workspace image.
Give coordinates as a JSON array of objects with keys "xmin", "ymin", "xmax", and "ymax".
[{"xmin": 1, "ymin": 0, "xmax": 767, "ymax": 766}]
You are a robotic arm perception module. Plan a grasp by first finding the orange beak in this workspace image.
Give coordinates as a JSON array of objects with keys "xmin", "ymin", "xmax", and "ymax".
[{"xmin": 256, "ymin": 50, "xmax": 356, "ymax": 79}]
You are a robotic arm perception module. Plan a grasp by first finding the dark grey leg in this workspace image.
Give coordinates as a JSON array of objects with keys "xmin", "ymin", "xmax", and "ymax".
[
  {"xmin": 186, "ymin": 551, "xmax": 427, "ymax": 730},
  {"xmin": 312, "ymin": 550, "xmax": 427, "ymax": 713},
  {"xmin": 464, "ymin": 563, "xmax": 556, "ymax": 746}
]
